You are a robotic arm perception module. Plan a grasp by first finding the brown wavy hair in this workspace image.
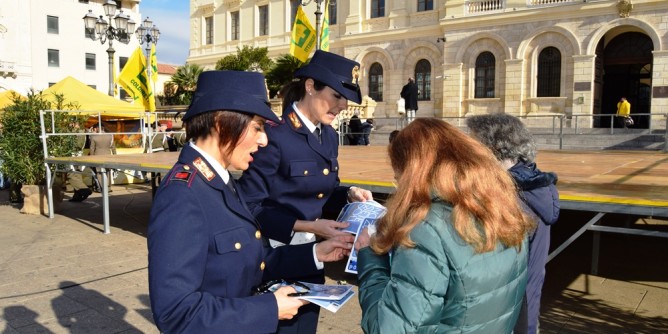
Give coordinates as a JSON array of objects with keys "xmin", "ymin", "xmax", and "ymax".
[{"xmin": 371, "ymin": 118, "xmax": 534, "ymax": 254}]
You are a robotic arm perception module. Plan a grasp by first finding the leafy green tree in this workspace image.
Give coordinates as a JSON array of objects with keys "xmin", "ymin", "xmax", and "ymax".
[
  {"xmin": 0, "ymin": 91, "xmax": 84, "ymax": 186},
  {"xmin": 265, "ymin": 54, "xmax": 306, "ymax": 98},
  {"xmin": 160, "ymin": 63, "xmax": 204, "ymax": 106},
  {"xmin": 215, "ymin": 46, "xmax": 273, "ymax": 73}
]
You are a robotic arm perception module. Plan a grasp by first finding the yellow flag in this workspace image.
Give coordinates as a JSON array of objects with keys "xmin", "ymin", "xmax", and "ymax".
[
  {"xmin": 320, "ymin": 0, "xmax": 330, "ymax": 51},
  {"xmin": 117, "ymin": 47, "xmax": 156, "ymax": 111},
  {"xmin": 150, "ymin": 44, "xmax": 158, "ymax": 83},
  {"xmin": 290, "ymin": 6, "xmax": 316, "ymax": 62}
]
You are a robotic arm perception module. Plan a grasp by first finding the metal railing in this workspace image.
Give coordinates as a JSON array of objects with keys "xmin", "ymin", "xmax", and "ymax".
[{"xmin": 368, "ymin": 113, "xmax": 668, "ymax": 151}]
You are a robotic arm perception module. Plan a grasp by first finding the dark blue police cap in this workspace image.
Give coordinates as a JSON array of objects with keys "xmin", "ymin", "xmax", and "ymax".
[
  {"xmin": 182, "ymin": 71, "xmax": 279, "ymax": 122},
  {"xmin": 294, "ymin": 50, "xmax": 362, "ymax": 104}
]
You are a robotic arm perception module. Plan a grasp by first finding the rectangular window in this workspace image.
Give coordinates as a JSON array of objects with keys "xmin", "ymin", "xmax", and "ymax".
[
  {"xmin": 119, "ymin": 57, "xmax": 128, "ymax": 71},
  {"xmin": 85, "ymin": 27, "xmax": 95, "ymax": 39},
  {"xmin": 417, "ymin": 0, "xmax": 433, "ymax": 12},
  {"xmin": 116, "ymin": 0, "xmax": 122, "ymax": 9},
  {"xmin": 48, "ymin": 49, "xmax": 60, "ymax": 67},
  {"xmin": 79, "ymin": 0, "xmax": 90, "ymax": 3},
  {"xmin": 230, "ymin": 12, "xmax": 240, "ymax": 40},
  {"xmin": 371, "ymin": 0, "xmax": 385, "ymax": 18},
  {"xmin": 205, "ymin": 17, "xmax": 213, "ymax": 45},
  {"xmin": 47, "ymin": 15, "xmax": 59, "ymax": 34},
  {"xmin": 259, "ymin": 5, "xmax": 269, "ymax": 36},
  {"xmin": 85, "ymin": 53, "xmax": 96, "ymax": 70},
  {"xmin": 290, "ymin": 0, "xmax": 299, "ymax": 25},
  {"xmin": 329, "ymin": 0, "xmax": 337, "ymax": 25}
]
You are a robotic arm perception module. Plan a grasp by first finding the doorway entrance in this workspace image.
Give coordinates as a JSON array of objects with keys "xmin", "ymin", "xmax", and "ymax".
[{"xmin": 594, "ymin": 32, "xmax": 653, "ymax": 129}]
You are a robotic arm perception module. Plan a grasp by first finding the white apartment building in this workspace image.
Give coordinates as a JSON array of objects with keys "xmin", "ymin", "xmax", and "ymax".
[
  {"xmin": 0, "ymin": 0, "xmax": 151, "ymax": 98},
  {"xmin": 188, "ymin": 0, "xmax": 668, "ymax": 130}
]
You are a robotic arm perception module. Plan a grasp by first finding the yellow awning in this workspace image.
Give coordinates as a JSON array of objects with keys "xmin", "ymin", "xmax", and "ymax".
[
  {"xmin": 42, "ymin": 76, "xmax": 147, "ymax": 119},
  {"xmin": 0, "ymin": 90, "xmax": 25, "ymax": 110}
]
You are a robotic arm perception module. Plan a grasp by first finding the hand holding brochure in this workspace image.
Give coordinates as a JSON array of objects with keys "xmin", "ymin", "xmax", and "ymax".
[
  {"xmin": 336, "ymin": 201, "xmax": 387, "ymax": 274},
  {"xmin": 267, "ymin": 281, "xmax": 355, "ymax": 313}
]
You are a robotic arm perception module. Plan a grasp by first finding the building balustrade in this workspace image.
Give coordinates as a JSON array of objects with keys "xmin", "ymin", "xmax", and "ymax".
[{"xmin": 466, "ymin": 0, "xmax": 505, "ymax": 15}]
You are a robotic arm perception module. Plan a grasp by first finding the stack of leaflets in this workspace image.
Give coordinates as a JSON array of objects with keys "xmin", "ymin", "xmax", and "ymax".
[
  {"xmin": 296, "ymin": 282, "xmax": 356, "ymax": 313},
  {"xmin": 270, "ymin": 281, "xmax": 355, "ymax": 313},
  {"xmin": 336, "ymin": 200, "xmax": 387, "ymax": 274}
]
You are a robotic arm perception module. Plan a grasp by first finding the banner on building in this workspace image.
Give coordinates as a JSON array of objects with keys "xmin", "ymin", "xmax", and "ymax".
[
  {"xmin": 290, "ymin": 5, "xmax": 316, "ymax": 62},
  {"xmin": 117, "ymin": 47, "xmax": 156, "ymax": 111}
]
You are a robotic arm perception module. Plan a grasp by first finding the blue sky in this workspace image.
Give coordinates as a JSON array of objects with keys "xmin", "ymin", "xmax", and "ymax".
[{"xmin": 138, "ymin": 0, "xmax": 189, "ymax": 65}]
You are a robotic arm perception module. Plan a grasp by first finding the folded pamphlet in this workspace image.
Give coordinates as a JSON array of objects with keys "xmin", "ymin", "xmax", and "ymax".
[{"xmin": 336, "ymin": 201, "xmax": 387, "ymax": 274}]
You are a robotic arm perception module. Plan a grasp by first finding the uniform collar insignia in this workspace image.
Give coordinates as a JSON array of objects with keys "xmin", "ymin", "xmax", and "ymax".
[
  {"xmin": 193, "ymin": 157, "xmax": 215, "ymax": 181},
  {"xmin": 287, "ymin": 112, "xmax": 302, "ymax": 129}
]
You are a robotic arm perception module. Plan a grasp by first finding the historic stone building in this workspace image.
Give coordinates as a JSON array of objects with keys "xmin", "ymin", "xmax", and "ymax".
[{"xmin": 188, "ymin": 0, "xmax": 668, "ymax": 129}]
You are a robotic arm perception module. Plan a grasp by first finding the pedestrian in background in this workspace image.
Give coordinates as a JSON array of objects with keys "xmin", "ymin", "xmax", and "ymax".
[
  {"xmin": 148, "ymin": 71, "xmax": 353, "ymax": 334},
  {"xmin": 400, "ymin": 77, "xmax": 419, "ymax": 123},
  {"xmin": 467, "ymin": 114, "xmax": 560, "ymax": 334},
  {"xmin": 360, "ymin": 118, "xmax": 374, "ymax": 145},
  {"xmin": 355, "ymin": 118, "xmax": 534, "ymax": 334},
  {"xmin": 616, "ymin": 97, "xmax": 633, "ymax": 128},
  {"xmin": 238, "ymin": 50, "xmax": 373, "ymax": 334},
  {"xmin": 88, "ymin": 123, "xmax": 115, "ymax": 192}
]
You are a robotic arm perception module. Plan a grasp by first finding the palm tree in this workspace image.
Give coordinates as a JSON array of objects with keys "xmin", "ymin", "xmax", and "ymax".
[
  {"xmin": 265, "ymin": 54, "xmax": 306, "ymax": 98},
  {"xmin": 161, "ymin": 63, "xmax": 204, "ymax": 106}
]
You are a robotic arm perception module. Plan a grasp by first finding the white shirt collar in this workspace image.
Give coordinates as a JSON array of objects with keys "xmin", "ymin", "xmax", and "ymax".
[
  {"xmin": 189, "ymin": 142, "xmax": 230, "ymax": 184},
  {"xmin": 292, "ymin": 102, "xmax": 320, "ymax": 133}
]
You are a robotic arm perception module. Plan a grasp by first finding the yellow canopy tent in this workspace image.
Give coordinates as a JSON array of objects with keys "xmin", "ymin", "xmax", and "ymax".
[
  {"xmin": 42, "ymin": 76, "xmax": 151, "ymax": 116},
  {"xmin": 42, "ymin": 76, "xmax": 154, "ymax": 150},
  {"xmin": 0, "ymin": 90, "xmax": 25, "ymax": 110}
]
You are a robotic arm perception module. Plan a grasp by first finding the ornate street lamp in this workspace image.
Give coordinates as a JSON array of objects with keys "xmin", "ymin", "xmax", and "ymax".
[
  {"xmin": 135, "ymin": 17, "xmax": 160, "ymax": 80},
  {"xmin": 83, "ymin": 0, "xmax": 135, "ymax": 96}
]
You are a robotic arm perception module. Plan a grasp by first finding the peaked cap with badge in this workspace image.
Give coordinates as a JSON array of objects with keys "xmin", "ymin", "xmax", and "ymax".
[
  {"xmin": 182, "ymin": 70, "xmax": 279, "ymax": 123},
  {"xmin": 295, "ymin": 50, "xmax": 362, "ymax": 104}
]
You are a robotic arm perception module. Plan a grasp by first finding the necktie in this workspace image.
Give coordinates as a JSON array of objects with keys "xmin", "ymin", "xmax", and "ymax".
[
  {"xmin": 314, "ymin": 127, "xmax": 321, "ymax": 144},
  {"xmin": 226, "ymin": 176, "xmax": 237, "ymax": 195}
]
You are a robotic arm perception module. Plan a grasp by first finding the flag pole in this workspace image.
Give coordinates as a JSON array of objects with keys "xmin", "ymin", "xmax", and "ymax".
[{"xmin": 302, "ymin": 0, "xmax": 324, "ymax": 51}]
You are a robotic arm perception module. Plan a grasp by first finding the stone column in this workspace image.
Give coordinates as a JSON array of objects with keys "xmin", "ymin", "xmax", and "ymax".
[
  {"xmin": 572, "ymin": 54, "xmax": 596, "ymax": 129},
  {"xmin": 344, "ymin": 0, "xmax": 361, "ymax": 34},
  {"xmin": 387, "ymin": 0, "xmax": 409, "ymax": 28},
  {"xmin": 442, "ymin": 63, "xmax": 463, "ymax": 119},
  {"xmin": 651, "ymin": 50, "xmax": 668, "ymax": 130},
  {"xmin": 504, "ymin": 58, "xmax": 524, "ymax": 116}
]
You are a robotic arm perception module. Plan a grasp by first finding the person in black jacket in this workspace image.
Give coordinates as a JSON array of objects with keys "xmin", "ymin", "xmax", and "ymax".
[
  {"xmin": 400, "ymin": 77, "xmax": 419, "ymax": 123},
  {"xmin": 467, "ymin": 114, "xmax": 560, "ymax": 334}
]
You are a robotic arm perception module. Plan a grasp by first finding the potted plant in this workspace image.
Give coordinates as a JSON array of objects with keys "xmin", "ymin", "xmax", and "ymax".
[{"xmin": 0, "ymin": 90, "xmax": 84, "ymax": 214}]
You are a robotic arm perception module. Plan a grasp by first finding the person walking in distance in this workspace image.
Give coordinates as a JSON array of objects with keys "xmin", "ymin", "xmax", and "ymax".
[
  {"xmin": 616, "ymin": 97, "xmax": 632, "ymax": 128},
  {"xmin": 88, "ymin": 123, "xmax": 116, "ymax": 192},
  {"xmin": 400, "ymin": 77, "xmax": 419, "ymax": 124}
]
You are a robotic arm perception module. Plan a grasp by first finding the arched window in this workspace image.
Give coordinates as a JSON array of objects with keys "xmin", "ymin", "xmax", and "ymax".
[
  {"xmin": 368, "ymin": 62, "xmax": 383, "ymax": 101},
  {"xmin": 415, "ymin": 59, "xmax": 431, "ymax": 101},
  {"xmin": 475, "ymin": 52, "xmax": 495, "ymax": 98},
  {"xmin": 537, "ymin": 47, "xmax": 561, "ymax": 97}
]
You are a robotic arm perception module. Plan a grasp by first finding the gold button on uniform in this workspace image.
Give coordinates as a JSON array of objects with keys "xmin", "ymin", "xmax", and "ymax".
[
  {"xmin": 255, "ymin": 230, "xmax": 262, "ymax": 239},
  {"xmin": 323, "ymin": 168, "xmax": 329, "ymax": 175},
  {"xmin": 303, "ymin": 170, "xmax": 309, "ymax": 175},
  {"xmin": 234, "ymin": 242, "xmax": 241, "ymax": 250},
  {"xmin": 334, "ymin": 166, "xmax": 338, "ymax": 171},
  {"xmin": 260, "ymin": 261, "xmax": 266, "ymax": 270},
  {"xmin": 317, "ymin": 193, "xmax": 324, "ymax": 199},
  {"xmin": 183, "ymin": 165, "xmax": 190, "ymax": 170}
]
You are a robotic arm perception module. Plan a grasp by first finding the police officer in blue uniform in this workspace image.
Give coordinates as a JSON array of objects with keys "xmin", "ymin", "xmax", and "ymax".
[
  {"xmin": 148, "ymin": 71, "xmax": 354, "ymax": 334},
  {"xmin": 238, "ymin": 51, "xmax": 374, "ymax": 334}
]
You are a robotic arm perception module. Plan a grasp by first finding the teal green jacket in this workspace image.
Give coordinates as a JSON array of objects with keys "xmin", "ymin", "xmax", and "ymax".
[{"xmin": 358, "ymin": 199, "xmax": 528, "ymax": 334}]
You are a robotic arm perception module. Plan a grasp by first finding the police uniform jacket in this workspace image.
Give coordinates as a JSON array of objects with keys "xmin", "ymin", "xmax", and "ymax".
[
  {"xmin": 237, "ymin": 106, "xmax": 349, "ymax": 244},
  {"xmin": 148, "ymin": 144, "xmax": 321, "ymax": 334}
]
